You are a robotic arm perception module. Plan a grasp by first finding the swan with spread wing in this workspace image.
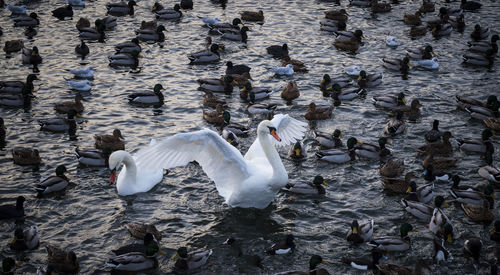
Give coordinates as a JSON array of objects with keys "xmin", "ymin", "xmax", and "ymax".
[{"xmin": 130, "ymin": 114, "xmax": 307, "ymax": 209}]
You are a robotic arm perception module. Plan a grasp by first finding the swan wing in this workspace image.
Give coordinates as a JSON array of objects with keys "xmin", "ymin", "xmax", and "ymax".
[
  {"xmin": 134, "ymin": 129, "xmax": 250, "ymax": 199},
  {"xmin": 270, "ymin": 114, "xmax": 308, "ymax": 147}
]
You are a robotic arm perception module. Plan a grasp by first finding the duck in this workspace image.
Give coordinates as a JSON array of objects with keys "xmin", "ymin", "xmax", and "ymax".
[
  {"xmin": 419, "ymin": 0, "xmax": 435, "ymax": 13},
  {"xmin": 434, "ymin": 238, "xmax": 452, "ymax": 263},
  {"xmin": 66, "ymin": 80, "xmax": 91, "ymax": 92},
  {"xmin": 368, "ymin": 223, "xmax": 415, "ymax": 252},
  {"xmin": 373, "ymin": 92, "xmax": 406, "ymax": 110},
  {"xmin": 247, "ymin": 97, "xmax": 277, "ymax": 115},
  {"xmin": 267, "ymin": 43, "xmax": 289, "ymax": 58},
  {"xmin": 463, "ymin": 49, "xmax": 495, "ymax": 67},
  {"xmin": 417, "ymin": 131, "xmax": 453, "ymax": 155},
  {"xmin": 315, "ymin": 129, "xmax": 343, "ymax": 149},
  {"xmin": 490, "ymin": 221, "xmax": 500, "ymax": 242},
  {"xmin": 357, "ymin": 71, "xmax": 382, "ymax": 88},
  {"xmin": 392, "ymin": 99, "xmax": 422, "ymax": 121},
  {"xmin": 106, "ymin": 0, "xmax": 137, "ymax": 16},
  {"xmin": 173, "ymin": 247, "xmax": 212, "ymax": 271},
  {"xmin": 383, "ymin": 112, "xmax": 406, "ymax": 136},
  {"xmin": 404, "ymin": 11, "xmax": 422, "ymax": 25},
  {"xmin": 203, "ymin": 104, "xmax": 225, "ymax": 125},
  {"xmin": 226, "ymin": 61, "xmax": 251, "ymax": 75},
  {"xmin": 108, "ymin": 50, "xmax": 140, "ymax": 67},
  {"xmin": 316, "ymin": 137, "xmax": 359, "ymax": 164},
  {"xmin": 457, "ymin": 129, "xmax": 493, "ymax": 154},
  {"xmin": 470, "ymin": 24, "xmax": 489, "ymax": 42},
  {"xmin": 412, "ymin": 57, "xmax": 439, "ymax": 70},
  {"xmin": 1, "ymin": 258, "xmax": 20, "ymax": 274},
  {"xmin": 38, "ymin": 109, "xmax": 78, "ymax": 133},
  {"xmin": 333, "ymin": 32, "xmax": 362, "ymax": 52},
  {"xmin": 107, "ymin": 243, "xmax": 163, "ymax": 272},
  {"xmin": 423, "ymin": 153, "xmax": 458, "ymax": 170},
  {"xmin": 407, "ymin": 45, "xmax": 434, "ymax": 60},
  {"xmin": 432, "ymin": 23, "xmax": 452, "ymax": 38},
  {"xmin": 266, "ymin": 234, "xmax": 296, "ymax": 255},
  {"xmin": 13, "ymin": 12, "xmax": 39, "ymax": 27},
  {"xmin": 51, "ymin": 5, "xmax": 73, "ymax": 20},
  {"xmin": 324, "ymin": 8, "xmax": 348, "ymax": 21},
  {"xmin": 35, "ymin": 165, "xmax": 70, "ymax": 195},
  {"xmin": 329, "ymin": 85, "xmax": 365, "ymax": 101},
  {"xmin": 281, "ymin": 81, "xmax": 300, "ymax": 101},
  {"xmin": 429, "ymin": 209, "xmax": 453, "ymax": 242},
  {"xmin": 320, "ymin": 74, "xmax": 353, "ymax": 93},
  {"xmin": 424, "ymin": 120, "xmax": 441, "ymax": 143},
  {"xmin": 10, "ymin": 226, "xmax": 39, "ymax": 250},
  {"xmin": 462, "ymin": 199, "xmax": 494, "ymax": 223},
  {"xmin": 355, "ymin": 137, "xmax": 391, "ymax": 159},
  {"xmin": 69, "ymin": 66, "xmax": 94, "ymax": 79},
  {"xmin": 346, "ymin": 219, "xmax": 374, "ymax": 243},
  {"xmin": 75, "ymin": 40, "xmax": 89, "ymax": 58},
  {"xmin": 207, "ymin": 18, "xmax": 242, "ymax": 32},
  {"xmin": 305, "ymin": 102, "xmax": 334, "ymax": 120},
  {"xmin": 197, "ymin": 75, "xmax": 235, "ymax": 94},
  {"xmin": 112, "ymin": 233, "xmax": 162, "ymax": 255},
  {"xmin": 136, "ymin": 25, "xmax": 166, "ymax": 42},
  {"xmin": 423, "ymin": 164, "xmax": 451, "ymax": 182},
  {"xmin": 54, "ymin": 93, "xmax": 84, "ymax": 114},
  {"xmin": 22, "ymin": 46, "xmax": 43, "ymax": 68},
  {"xmin": 221, "ymin": 26, "xmax": 249, "ymax": 42},
  {"xmin": 461, "ymin": 0, "xmax": 481, "ymax": 10},
  {"xmin": 320, "ymin": 19, "xmax": 346, "ymax": 33},
  {"xmin": 456, "ymin": 94, "xmax": 499, "ymax": 112},
  {"xmin": 285, "ymin": 175, "xmax": 328, "ymax": 195},
  {"xmin": 95, "ymin": 129, "xmax": 124, "ymax": 151},
  {"xmin": 222, "ymin": 129, "xmax": 239, "ymax": 147},
  {"xmin": 140, "ymin": 20, "xmax": 157, "ymax": 30},
  {"xmin": 74, "ymin": 147, "xmax": 111, "ymax": 167},
  {"xmin": 382, "ymin": 172, "xmax": 416, "ymax": 194},
  {"xmin": 462, "ymin": 96, "xmax": 499, "ymax": 120},
  {"xmin": 0, "ymin": 74, "xmax": 38, "ymax": 94},
  {"xmin": 401, "ymin": 195, "xmax": 448, "ymax": 222},
  {"xmin": 12, "ymin": 147, "xmax": 41, "ymax": 165},
  {"xmin": 341, "ymin": 249, "xmax": 384, "ymax": 271},
  {"xmin": 3, "ymin": 40, "xmax": 24, "ymax": 54},
  {"xmin": 203, "ymin": 90, "xmax": 226, "ymax": 108},
  {"xmin": 240, "ymin": 10, "xmax": 264, "ymax": 21},
  {"xmin": 410, "ymin": 25, "xmax": 427, "ymax": 37},
  {"xmin": 276, "ymin": 255, "xmax": 329, "ymax": 275},
  {"xmin": 45, "ymin": 245, "xmax": 79, "ymax": 274},
  {"xmin": 228, "ymin": 72, "xmax": 251, "ymax": 88},
  {"xmin": 451, "ymin": 184, "xmax": 495, "ymax": 207},
  {"xmin": 76, "ymin": 17, "xmax": 90, "ymax": 31},
  {"xmin": 205, "ymin": 36, "xmax": 225, "ymax": 52},
  {"xmin": 221, "ymin": 113, "xmax": 250, "ymax": 136},
  {"xmin": 405, "ymin": 181, "xmax": 434, "ymax": 204},
  {"xmin": 468, "ymin": 35, "xmax": 499, "ymax": 55},
  {"xmin": 128, "ymin": 84, "xmax": 164, "ymax": 105},
  {"xmin": 450, "ymin": 175, "xmax": 478, "ymax": 192},
  {"xmin": 180, "ymin": 0, "xmax": 193, "ymax": 9},
  {"xmin": 239, "ymin": 82, "xmax": 273, "ymax": 101},
  {"xmin": 0, "ymin": 196, "xmax": 25, "ymax": 220},
  {"xmin": 6, "ymin": 4, "xmax": 26, "ymax": 15},
  {"xmin": 463, "ymin": 238, "xmax": 482, "ymax": 264},
  {"xmin": 288, "ymin": 141, "xmax": 307, "ymax": 160},
  {"xmin": 115, "ymin": 38, "xmax": 141, "ymax": 54},
  {"xmin": 155, "ymin": 4, "xmax": 182, "ymax": 19},
  {"xmin": 127, "ymin": 222, "xmax": 162, "ymax": 241},
  {"xmin": 371, "ymin": 0, "xmax": 391, "ymax": 13},
  {"xmin": 478, "ymin": 151, "xmax": 500, "ymax": 183},
  {"xmin": 380, "ymin": 157, "xmax": 404, "ymax": 178},
  {"xmin": 24, "ymin": 27, "xmax": 37, "ymax": 39},
  {"xmin": 484, "ymin": 117, "xmax": 500, "ymax": 130},
  {"xmin": 0, "ymin": 87, "xmax": 31, "ymax": 108},
  {"xmin": 78, "ymin": 19, "xmax": 105, "ymax": 41},
  {"xmin": 188, "ymin": 44, "xmax": 220, "ymax": 64}
]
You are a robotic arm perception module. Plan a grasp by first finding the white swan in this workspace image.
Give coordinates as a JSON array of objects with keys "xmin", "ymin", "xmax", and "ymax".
[
  {"xmin": 134, "ymin": 114, "xmax": 307, "ymax": 209},
  {"xmin": 109, "ymin": 140, "xmax": 164, "ymax": 196}
]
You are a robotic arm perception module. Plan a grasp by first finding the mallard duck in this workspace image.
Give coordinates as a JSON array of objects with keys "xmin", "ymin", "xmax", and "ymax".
[
  {"xmin": 320, "ymin": 19, "xmax": 346, "ymax": 33},
  {"xmin": 373, "ymin": 92, "xmax": 406, "ymax": 110},
  {"xmin": 112, "ymin": 233, "xmax": 161, "ymax": 255},
  {"xmin": 174, "ymin": 247, "xmax": 213, "ymax": 271},
  {"xmin": 463, "ymin": 49, "xmax": 495, "ymax": 67},
  {"xmin": 266, "ymin": 234, "xmax": 295, "ymax": 255},
  {"xmin": 457, "ymin": 95, "xmax": 499, "ymax": 120},
  {"xmin": 490, "ymin": 220, "xmax": 500, "ymax": 242},
  {"xmin": 419, "ymin": 0, "xmax": 435, "ymax": 13},
  {"xmin": 45, "ymin": 245, "xmax": 79, "ymax": 273},
  {"xmin": 115, "ymin": 38, "xmax": 141, "ymax": 54},
  {"xmin": 35, "ymin": 165, "xmax": 70, "ymax": 195},
  {"xmin": 276, "ymin": 255, "xmax": 329, "ymax": 275},
  {"xmin": 320, "ymin": 74, "xmax": 352, "ymax": 94},
  {"xmin": 106, "ymin": 0, "xmax": 136, "ymax": 16},
  {"xmin": 407, "ymin": 45, "xmax": 434, "ymax": 60},
  {"xmin": 315, "ymin": 129, "xmax": 343, "ymax": 149},
  {"xmin": 464, "ymin": 238, "xmax": 482, "ymax": 263},
  {"xmin": 382, "ymin": 56, "xmax": 411, "ymax": 74},
  {"xmin": 239, "ymin": 82, "xmax": 273, "ymax": 101},
  {"xmin": 155, "ymin": 4, "xmax": 182, "ymax": 19},
  {"xmin": 281, "ymin": 81, "xmax": 300, "ymax": 101},
  {"xmin": 107, "ymin": 245, "xmax": 161, "ymax": 271},
  {"xmin": 405, "ymin": 181, "xmax": 434, "ymax": 204},
  {"xmin": 424, "ymin": 120, "xmax": 441, "ymax": 143},
  {"xmin": 1, "ymin": 258, "xmax": 20, "ymax": 274},
  {"xmin": 432, "ymin": 23, "xmax": 452, "ymax": 38},
  {"xmin": 450, "ymin": 175, "xmax": 477, "ymax": 192},
  {"xmin": 128, "ymin": 84, "xmax": 164, "ymax": 105},
  {"xmin": 383, "ymin": 112, "xmax": 406, "ymax": 136},
  {"xmin": 380, "ymin": 158, "xmax": 404, "ymax": 178},
  {"xmin": 246, "ymin": 97, "xmax": 277, "ymax": 115},
  {"xmin": 469, "ymin": 35, "xmax": 499, "ymax": 55},
  {"xmin": 324, "ymin": 9, "xmax": 348, "ymax": 21},
  {"xmin": 371, "ymin": 0, "xmax": 391, "ymax": 13},
  {"xmin": 222, "ymin": 129, "xmax": 239, "ymax": 146},
  {"xmin": 305, "ymin": 102, "xmax": 334, "ymax": 120},
  {"xmin": 470, "ymin": 24, "xmax": 489, "ymax": 42},
  {"xmin": 401, "ymin": 195, "xmax": 448, "ymax": 222},
  {"xmin": 55, "ymin": 93, "xmax": 84, "ymax": 114},
  {"xmin": 479, "ymin": 152, "xmax": 500, "ymax": 183},
  {"xmin": 461, "ymin": 0, "xmax": 481, "ymax": 10},
  {"xmin": 52, "ymin": 5, "xmax": 73, "ymax": 20},
  {"xmin": 334, "ymin": 33, "xmax": 362, "ymax": 52},
  {"xmin": 203, "ymin": 104, "xmax": 225, "ymax": 125},
  {"xmin": 267, "ymin": 43, "xmax": 289, "ymax": 58},
  {"xmin": 484, "ymin": 117, "xmax": 500, "ymax": 130},
  {"xmin": 0, "ymin": 87, "xmax": 31, "ymax": 108},
  {"xmin": 417, "ymin": 131, "xmax": 453, "ymax": 155},
  {"xmin": 13, "ymin": 12, "xmax": 39, "ymax": 27},
  {"xmin": 127, "ymin": 222, "xmax": 162, "ymax": 241},
  {"xmin": 140, "ymin": 20, "xmax": 157, "ymax": 30},
  {"xmin": 285, "ymin": 175, "xmax": 328, "ymax": 194},
  {"xmin": 316, "ymin": 137, "xmax": 359, "ymax": 164},
  {"xmin": 76, "ymin": 17, "xmax": 90, "ymax": 31},
  {"xmin": 457, "ymin": 129, "xmax": 493, "ymax": 154},
  {"xmin": 203, "ymin": 90, "xmax": 226, "ymax": 108},
  {"xmin": 355, "ymin": 137, "xmax": 391, "ymax": 159},
  {"xmin": 75, "ymin": 40, "xmax": 89, "ymax": 58},
  {"xmin": 180, "ymin": 0, "xmax": 193, "ymax": 9},
  {"xmin": 221, "ymin": 26, "xmax": 249, "ymax": 42},
  {"xmin": 0, "ymin": 74, "xmax": 38, "ymax": 94},
  {"xmin": 12, "ymin": 147, "xmax": 41, "ymax": 165},
  {"xmin": 3, "ymin": 40, "xmax": 24, "ymax": 54},
  {"xmin": 404, "ymin": 11, "xmax": 422, "ymax": 25},
  {"xmin": 78, "ymin": 19, "xmax": 105, "ymax": 41},
  {"xmin": 108, "ymin": 50, "xmax": 140, "ymax": 67},
  {"xmin": 451, "ymin": 184, "xmax": 495, "ymax": 207},
  {"xmin": 423, "ymin": 164, "xmax": 451, "ymax": 183},
  {"xmin": 429, "ymin": 209, "xmax": 453, "ymax": 242},
  {"xmin": 288, "ymin": 141, "xmax": 307, "ymax": 160},
  {"xmin": 281, "ymin": 56, "xmax": 308, "ymax": 73},
  {"xmin": 392, "ymin": 99, "xmax": 422, "ymax": 121},
  {"xmin": 197, "ymin": 75, "xmax": 235, "ymax": 94},
  {"xmin": 327, "ymin": 84, "xmax": 366, "ymax": 101},
  {"xmin": 136, "ymin": 25, "xmax": 166, "ymax": 42},
  {"xmin": 38, "ymin": 109, "xmax": 78, "ymax": 133},
  {"xmin": 346, "ymin": 219, "xmax": 374, "ymax": 243},
  {"xmin": 341, "ymin": 249, "xmax": 383, "ymax": 271},
  {"xmin": 226, "ymin": 62, "xmax": 251, "ymax": 76},
  {"xmin": 188, "ymin": 44, "xmax": 220, "ymax": 64},
  {"xmin": 357, "ymin": 71, "xmax": 382, "ymax": 88},
  {"xmin": 151, "ymin": 2, "xmax": 164, "ymax": 12},
  {"xmin": 241, "ymin": 10, "xmax": 264, "ymax": 21},
  {"xmin": 462, "ymin": 200, "xmax": 493, "ymax": 223},
  {"xmin": 207, "ymin": 18, "xmax": 242, "ymax": 32},
  {"xmin": 369, "ymin": 223, "xmax": 415, "ymax": 252},
  {"xmin": 10, "ymin": 226, "xmax": 39, "ymax": 250},
  {"xmin": 74, "ymin": 147, "xmax": 111, "ymax": 167},
  {"xmin": 0, "ymin": 196, "xmax": 25, "ymax": 220},
  {"xmin": 95, "ymin": 129, "xmax": 124, "ymax": 151},
  {"xmin": 423, "ymin": 153, "xmax": 458, "ymax": 170},
  {"xmin": 410, "ymin": 25, "xmax": 427, "ymax": 37},
  {"xmin": 382, "ymin": 172, "xmax": 416, "ymax": 194},
  {"xmin": 221, "ymin": 112, "xmax": 250, "ymax": 136},
  {"xmin": 22, "ymin": 46, "xmax": 43, "ymax": 70}
]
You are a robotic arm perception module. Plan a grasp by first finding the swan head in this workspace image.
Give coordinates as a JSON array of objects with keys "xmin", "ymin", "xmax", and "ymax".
[
  {"xmin": 257, "ymin": 120, "xmax": 281, "ymax": 142},
  {"xmin": 108, "ymin": 150, "xmax": 128, "ymax": 184}
]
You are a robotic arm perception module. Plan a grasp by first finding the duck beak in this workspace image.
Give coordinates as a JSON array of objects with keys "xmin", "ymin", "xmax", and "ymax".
[
  {"xmin": 320, "ymin": 79, "xmax": 325, "ymax": 85},
  {"xmin": 447, "ymin": 234, "xmax": 452, "ymax": 243},
  {"xmin": 386, "ymin": 141, "xmax": 393, "ymax": 146},
  {"xmin": 232, "ymin": 80, "xmax": 239, "ymax": 85},
  {"xmin": 402, "ymin": 97, "xmax": 407, "ymax": 104},
  {"xmin": 490, "ymin": 226, "xmax": 496, "ymax": 233},
  {"xmin": 158, "ymin": 249, "xmax": 166, "ymax": 255},
  {"xmin": 492, "ymin": 193, "xmax": 497, "ymax": 199},
  {"xmin": 241, "ymin": 86, "xmax": 247, "ymax": 92},
  {"xmin": 406, "ymin": 186, "xmax": 412, "ymax": 193},
  {"xmin": 11, "ymin": 236, "xmax": 18, "ymax": 244},
  {"xmin": 227, "ymin": 138, "xmax": 232, "ymax": 144},
  {"xmin": 138, "ymin": 54, "xmax": 143, "ymax": 58},
  {"xmin": 76, "ymin": 113, "xmax": 83, "ymax": 118},
  {"xmin": 352, "ymin": 227, "xmax": 358, "ymax": 234},
  {"xmin": 339, "ymin": 133, "xmax": 344, "ymax": 139},
  {"xmin": 321, "ymin": 260, "xmax": 329, "ymax": 265},
  {"xmin": 357, "ymin": 141, "xmax": 363, "ymax": 145},
  {"xmin": 357, "ymin": 76, "xmax": 361, "ymax": 81},
  {"xmin": 172, "ymin": 252, "xmax": 179, "ymax": 259},
  {"xmin": 16, "ymin": 263, "xmax": 22, "ymax": 268},
  {"xmin": 109, "ymin": 168, "xmax": 117, "ymax": 184},
  {"xmin": 295, "ymin": 148, "xmax": 301, "ymax": 156},
  {"xmin": 322, "ymin": 181, "xmax": 329, "ymax": 187},
  {"xmin": 412, "ymin": 228, "xmax": 419, "ymax": 232},
  {"xmin": 326, "ymin": 86, "xmax": 332, "ymax": 91},
  {"xmin": 408, "ymin": 61, "xmax": 412, "ymax": 67},
  {"xmin": 443, "ymin": 201, "xmax": 449, "ymax": 207},
  {"xmin": 270, "ymin": 129, "xmax": 281, "ymax": 142}
]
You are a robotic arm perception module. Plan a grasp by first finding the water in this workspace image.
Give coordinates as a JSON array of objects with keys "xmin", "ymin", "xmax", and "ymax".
[{"xmin": 0, "ymin": 0, "xmax": 499, "ymax": 273}]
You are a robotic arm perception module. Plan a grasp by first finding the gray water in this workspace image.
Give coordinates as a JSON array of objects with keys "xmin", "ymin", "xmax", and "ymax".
[{"xmin": 0, "ymin": 0, "xmax": 499, "ymax": 273}]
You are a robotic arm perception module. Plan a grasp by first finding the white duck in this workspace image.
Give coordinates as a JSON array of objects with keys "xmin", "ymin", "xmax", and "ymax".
[
  {"xmin": 134, "ymin": 114, "xmax": 307, "ymax": 209},
  {"xmin": 69, "ymin": 67, "xmax": 94, "ymax": 79}
]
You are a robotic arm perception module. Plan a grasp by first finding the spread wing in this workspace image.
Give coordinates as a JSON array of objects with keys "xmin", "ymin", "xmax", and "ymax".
[{"xmin": 134, "ymin": 129, "xmax": 250, "ymax": 200}]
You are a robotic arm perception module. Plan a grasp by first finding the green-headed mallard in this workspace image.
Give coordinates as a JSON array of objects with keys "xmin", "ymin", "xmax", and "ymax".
[
  {"xmin": 281, "ymin": 81, "xmax": 300, "ymax": 101},
  {"xmin": 355, "ymin": 137, "xmax": 391, "ymax": 159},
  {"xmin": 463, "ymin": 49, "xmax": 495, "ymax": 67},
  {"xmin": 357, "ymin": 70, "xmax": 382, "ymax": 88},
  {"xmin": 470, "ymin": 24, "xmax": 489, "ymax": 42},
  {"xmin": 35, "ymin": 165, "xmax": 70, "ymax": 195},
  {"xmin": 424, "ymin": 120, "xmax": 441, "ymax": 143},
  {"xmin": 78, "ymin": 19, "xmax": 105, "ymax": 41},
  {"xmin": 0, "ymin": 74, "xmax": 38, "ymax": 94},
  {"xmin": 10, "ymin": 226, "xmax": 39, "ymax": 250},
  {"xmin": 469, "ymin": 35, "xmax": 498, "ymax": 55},
  {"xmin": 417, "ymin": 131, "xmax": 453, "ymax": 155},
  {"xmin": 203, "ymin": 104, "xmax": 225, "ymax": 125},
  {"xmin": 401, "ymin": 195, "xmax": 448, "ymax": 222},
  {"xmin": 198, "ymin": 75, "xmax": 235, "ymax": 94},
  {"xmin": 241, "ymin": 10, "xmax": 264, "ymax": 21},
  {"xmin": 382, "ymin": 172, "xmax": 416, "ymax": 194},
  {"xmin": 380, "ymin": 158, "xmax": 404, "ymax": 178},
  {"xmin": 239, "ymin": 82, "xmax": 272, "ymax": 101},
  {"xmin": 457, "ymin": 129, "xmax": 493, "ymax": 154},
  {"xmin": 265, "ymin": 234, "xmax": 295, "ymax": 255},
  {"xmin": 128, "ymin": 84, "xmax": 164, "ymax": 105},
  {"xmin": 305, "ymin": 102, "xmax": 334, "ymax": 120},
  {"xmin": 382, "ymin": 56, "xmax": 411, "ymax": 74},
  {"xmin": 173, "ymin": 247, "xmax": 213, "ymax": 271},
  {"xmin": 0, "ymin": 196, "xmax": 25, "ymax": 220},
  {"xmin": 115, "ymin": 38, "xmax": 141, "ymax": 54},
  {"xmin": 106, "ymin": 0, "xmax": 136, "ymax": 16},
  {"xmin": 12, "ymin": 147, "xmax": 41, "ymax": 166},
  {"xmin": 457, "ymin": 95, "xmax": 499, "ymax": 120},
  {"xmin": 451, "ymin": 184, "xmax": 495, "ymax": 207},
  {"xmin": 478, "ymin": 151, "xmax": 500, "ymax": 183},
  {"xmin": 94, "ymin": 129, "xmax": 124, "ymax": 151},
  {"xmin": 188, "ymin": 44, "xmax": 220, "ymax": 64},
  {"xmin": 38, "ymin": 109, "xmax": 78, "ymax": 133},
  {"xmin": 221, "ymin": 111, "xmax": 249, "ymax": 136},
  {"xmin": 320, "ymin": 74, "xmax": 352, "ymax": 94},
  {"xmin": 316, "ymin": 137, "xmax": 359, "ymax": 164},
  {"xmin": 315, "ymin": 129, "xmax": 343, "ymax": 149},
  {"xmin": 207, "ymin": 18, "xmax": 242, "ymax": 32},
  {"xmin": 127, "ymin": 222, "xmax": 162, "ymax": 241},
  {"xmin": 203, "ymin": 90, "xmax": 226, "ymax": 108},
  {"xmin": 222, "ymin": 129, "xmax": 239, "ymax": 147},
  {"xmin": 266, "ymin": 43, "xmax": 289, "ymax": 58},
  {"xmin": 368, "ymin": 223, "xmax": 415, "ymax": 251},
  {"xmin": 341, "ymin": 249, "xmax": 383, "ymax": 271},
  {"xmin": 490, "ymin": 220, "xmax": 500, "ymax": 242},
  {"xmin": 419, "ymin": 0, "xmax": 435, "ymax": 13},
  {"xmin": 423, "ymin": 153, "xmax": 458, "ymax": 170},
  {"xmin": 285, "ymin": 175, "xmax": 328, "ymax": 195},
  {"xmin": 373, "ymin": 92, "xmax": 406, "ymax": 110},
  {"xmin": 407, "ymin": 45, "xmax": 434, "ymax": 60},
  {"xmin": 45, "ymin": 245, "xmax": 79, "ymax": 273},
  {"xmin": 3, "ymin": 39, "xmax": 24, "ymax": 54},
  {"xmin": 54, "ymin": 93, "xmax": 84, "ymax": 114},
  {"xmin": 392, "ymin": 99, "xmax": 422, "ymax": 121},
  {"xmin": 346, "ymin": 219, "xmax": 374, "ymax": 243},
  {"xmin": 403, "ymin": 11, "xmax": 422, "ymax": 25},
  {"xmin": 13, "ymin": 12, "xmax": 40, "ymax": 27},
  {"xmin": 74, "ymin": 147, "xmax": 111, "ymax": 167},
  {"xmin": 281, "ymin": 56, "xmax": 308, "ymax": 73},
  {"xmin": 221, "ymin": 26, "xmax": 249, "ymax": 42},
  {"xmin": 327, "ymin": 83, "xmax": 366, "ymax": 101},
  {"xmin": 429, "ymin": 209, "xmax": 453, "ymax": 242},
  {"xmin": 108, "ymin": 50, "xmax": 140, "ymax": 67},
  {"xmin": 107, "ymin": 242, "xmax": 163, "ymax": 271},
  {"xmin": 155, "ymin": 4, "xmax": 182, "ymax": 20},
  {"xmin": 383, "ymin": 112, "xmax": 406, "ymax": 136},
  {"xmin": 405, "ymin": 181, "xmax": 434, "ymax": 204},
  {"xmin": 136, "ymin": 25, "xmax": 166, "ymax": 42}
]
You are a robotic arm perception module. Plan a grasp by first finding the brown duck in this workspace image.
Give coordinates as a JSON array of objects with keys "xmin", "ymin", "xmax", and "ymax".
[{"xmin": 94, "ymin": 129, "xmax": 125, "ymax": 151}]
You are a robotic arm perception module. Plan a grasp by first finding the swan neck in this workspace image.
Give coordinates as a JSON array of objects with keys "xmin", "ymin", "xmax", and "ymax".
[
  {"xmin": 122, "ymin": 152, "xmax": 137, "ymax": 180},
  {"xmin": 258, "ymin": 129, "xmax": 286, "ymax": 180}
]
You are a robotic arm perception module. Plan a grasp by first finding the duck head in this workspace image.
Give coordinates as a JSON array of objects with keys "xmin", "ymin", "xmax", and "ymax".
[{"xmin": 313, "ymin": 175, "xmax": 328, "ymax": 186}]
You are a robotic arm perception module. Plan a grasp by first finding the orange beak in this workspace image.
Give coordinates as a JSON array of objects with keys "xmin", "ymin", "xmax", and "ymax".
[
  {"xmin": 271, "ymin": 129, "xmax": 281, "ymax": 142},
  {"xmin": 110, "ymin": 169, "xmax": 117, "ymax": 184}
]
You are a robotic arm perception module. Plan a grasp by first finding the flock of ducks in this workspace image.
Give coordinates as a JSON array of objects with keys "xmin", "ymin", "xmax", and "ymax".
[{"xmin": 0, "ymin": 0, "xmax": 499, "ymax": 272}]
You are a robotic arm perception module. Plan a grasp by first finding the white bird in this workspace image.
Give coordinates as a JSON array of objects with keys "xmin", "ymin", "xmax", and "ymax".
[
  {"xmin": 199, "ymin": 17, "xmax": 220, "ymax": 26},
  {"xmin": 412, "ymin": 57, "xmax": 439, "ymax": 70},
  {"xmin": 7, "ymin": 5, "xmax": 27, "ymax": 15},
  {"xmin": 66, "ymin": 80, "xmax": 91, "ymax": 92},
  {"xmin": 69, "ymin": 66, "xmax": 94, "ymax": 79},
  {"xmin": 133, "ymin": 114, "xmax": 307, "ymax": 209},
  {"xmin": 385, "ymin": 36, "xmax": 399, "ymax": 47},
  {"xmin": 269, "ymin": 64, "xmax": 294, "ymax": 76},
  {"xmin": 66, "ymin": 0, "xmax": 85, "ymax": 6},
  {"xmin": 344, "ymin": 65, "xmax": 361, "ymax": 76}
]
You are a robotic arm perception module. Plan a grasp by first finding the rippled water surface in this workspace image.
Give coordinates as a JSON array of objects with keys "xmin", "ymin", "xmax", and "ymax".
[{"xmin": 1, "ymin": 0, "xmax": 500, "ymax": 273}]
